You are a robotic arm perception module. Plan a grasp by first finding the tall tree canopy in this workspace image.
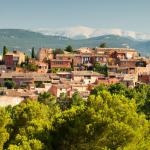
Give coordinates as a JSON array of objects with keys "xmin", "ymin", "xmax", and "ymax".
[
  {"xmin": 0, "ymin": 83, "xmax": 150, "ymax": 150},
  {"xmin": 0, "ymin": 108, "xmax": 11, "ymax": 150}
]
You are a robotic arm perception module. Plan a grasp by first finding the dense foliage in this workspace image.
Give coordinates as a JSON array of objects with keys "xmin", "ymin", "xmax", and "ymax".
[
  {"xmin": 94, "ymin": 63, "xmax": 108, "ymax": 76},
  {"xmin": 26, "ymin": 63, "xmax": 38, "ymax": 72},
  {"xmin": 4, "ymin": 80, "xmax": 16, "ymax": 89},
  {"xmin": 0, "ymin": 83, "xmax": 150, "ymax": 150}
]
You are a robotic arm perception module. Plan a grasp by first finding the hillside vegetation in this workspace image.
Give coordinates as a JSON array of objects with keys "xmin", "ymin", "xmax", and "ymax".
[
  {"xmin": 0, "ymin": 83, "xmax": 150, "ymax": 150},
  {"xmin": 0, "ymin": 29, "xmax": 150, "ymax": 55}
]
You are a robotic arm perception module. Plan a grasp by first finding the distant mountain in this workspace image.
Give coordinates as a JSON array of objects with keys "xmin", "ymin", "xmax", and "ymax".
[
  {"xmin": 31, "ymin": 26, "xmax": 150, "ymax": 40},
  {"xmin": 73, "ymin": 35, "xmax": 150, "ymax": 55},
  {"xmin": 0, "ymin": 29, "xmax": 149, "ymax": 56},
  {"xmin": 0, "ymin": 29, "xmax": 72, "ymax": 53}
]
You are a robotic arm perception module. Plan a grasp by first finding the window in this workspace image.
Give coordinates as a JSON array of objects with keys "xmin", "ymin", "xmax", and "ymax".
[{"xmin": 84, "ymin": 75, "xmax": 91, "ymax": 79}]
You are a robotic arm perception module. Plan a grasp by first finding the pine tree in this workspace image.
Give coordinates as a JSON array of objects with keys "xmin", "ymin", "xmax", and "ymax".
[{"xmin": 65, "ymin": 45, "xmax": 73, "ymax": 53}]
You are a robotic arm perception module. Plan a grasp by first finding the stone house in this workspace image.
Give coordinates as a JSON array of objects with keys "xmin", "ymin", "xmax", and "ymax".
[
  {"xmin": 4, "ymin": 50, "xmax": 25, "ymax": 70},
  {"xmin": 37, "ymin": 48, "xmax": 53, "ymax": 61}
]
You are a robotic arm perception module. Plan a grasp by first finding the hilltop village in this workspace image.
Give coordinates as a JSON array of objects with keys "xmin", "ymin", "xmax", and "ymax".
[{"xmin": 0, "ymin": 46, "xmax": 150, "ymax": 106}]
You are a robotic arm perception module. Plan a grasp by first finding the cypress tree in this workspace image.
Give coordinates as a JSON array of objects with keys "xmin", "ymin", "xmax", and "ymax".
[
  {"xmin": 31, "ymin": 47, "xmax": 35, "ymax": 58},
  {"xmin": 3, "ymin": 46, "xmax": 9, "ymax": 56}
]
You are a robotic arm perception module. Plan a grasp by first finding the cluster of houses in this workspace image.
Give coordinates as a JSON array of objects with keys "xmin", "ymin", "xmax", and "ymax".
[{"xmin": 0, "ymin": 47, "xmax": 150, "ymax": 105}]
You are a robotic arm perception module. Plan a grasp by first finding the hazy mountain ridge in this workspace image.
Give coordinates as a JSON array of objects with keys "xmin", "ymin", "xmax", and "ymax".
[
  {"xmin": 0, "ymin": 29, "xmax": 150, "ymax": 56},
  {"xmin": 31, "ymin": 26, "xmax": 150, "ymax": 40}
]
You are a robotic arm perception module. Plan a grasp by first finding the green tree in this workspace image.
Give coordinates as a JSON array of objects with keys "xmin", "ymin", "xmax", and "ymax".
[
  {"xmin": 1, "ymin": 84, "xmax": 150, "ymax": 150},
  {"xmin": 3, "ymin": 46, "xmax": 9, "ymax": 56},
  {"xmin": 58, "ymin": 93, "xmax": 71, "ymax": 110},
  {"xmin": 49, "ymin": 90, "xmax": 149, "ymax": 150},
  {"xmin": 99, "ymin": 42, "xmax": 107, "ymax": 48},
  {"xmin": 87, "ymin": 90, "xmax": 149, "ymax": 150},
  {"xmin": 4, "ymin": 80, "xmax": 16, "ymax": 89},
  {"xmin": 71, "ymin": 91, "xmax": 84, "ymax": 106},
  {"xmin": 94, "ymin": 63, "xmax": 108, "ymax": 76},
  {"xmin": 53, "ymin": 48, "xmax": 64, "ymax": 59},
  {"xmin": 38, "ymin": 92, "xmax": 56, "ymax": 106},
  {"xmin": 91, "ymin": 83, "xmax": 108, "ymax": 95},
  {"xmin": 0, "ymin": 108, "xmax": 11, "ymax": 150},
  {"xmin": 25, "ymin": 55, "xmax": 29, "ymax": 65},
  {"xmin": 50, "ymin": 105, "xmax": 91, "ymax": 150},
  {"xmin": 6, "ymin": 99, "xmax": 57, "ymax": 150},
  {"xmin": 142, "ymin": 95, "xmax": 150, "ymax": 120},
  {"xmin": 135, "ymin": 85, "xmax": 150, "ymax": 119},
  {"xmin": 7, "ymin": 136, "xmax": 45, "ymax": 150},
  {"xmin": 108, "ymin": 83, "xmax": 127, "ymax": 95},
  {"xmin": 26, "ymin": 63, "xmax": 38, "ymax": 71},
  {"xmin": 31, "ymin": 47, "xmax": 36, "ymax": 59},
  {"xmin": 65, "ymin": 45, "xmax": 73, "ymax": 53}
]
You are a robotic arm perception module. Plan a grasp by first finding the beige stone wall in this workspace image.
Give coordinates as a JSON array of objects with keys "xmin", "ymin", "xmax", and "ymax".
[
  {"xmin": 37, "ymin": 48, "xmax": 53, "ymax": 61},
  {"xmin": 136, "ymin": 66, "xmax": 150, "ymax": 75},
  {"xmin": 18, "ymin": 52, "xmax": 25, "ymax": 64}
]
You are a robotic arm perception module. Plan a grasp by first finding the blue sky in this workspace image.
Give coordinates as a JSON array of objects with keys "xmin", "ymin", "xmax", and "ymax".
[{"xmin": 0, "ymin": 0, "xmax": 150, "ymax": 33}]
